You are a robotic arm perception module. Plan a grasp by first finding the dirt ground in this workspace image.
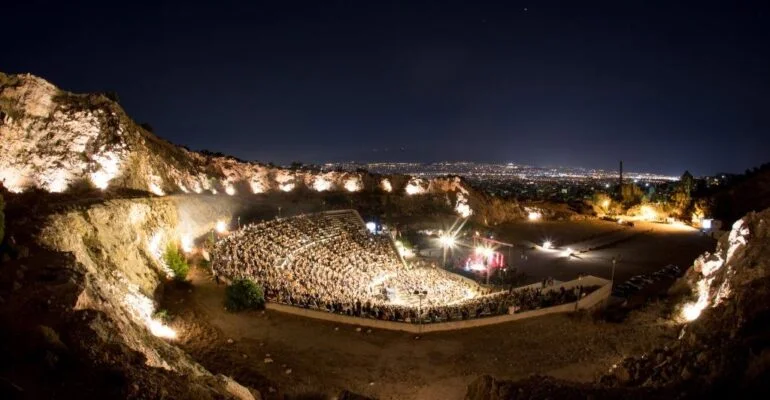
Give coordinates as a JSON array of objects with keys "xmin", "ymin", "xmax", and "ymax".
[
  {"xmin": 157, "ymin": 218, "xmax": 716, "ymax": 399},
  {"xmin": 163, "ymin": 267, "xmax": 680, "ymax": 400}
]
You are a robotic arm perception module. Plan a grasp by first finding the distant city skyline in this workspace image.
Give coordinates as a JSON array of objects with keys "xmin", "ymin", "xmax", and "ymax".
[
  {"xmin": 4, "ymin": 1, "xmax": 768, "ymax": 177},
  {"xmin": 323, "ymin": 161, "xmax": 681, "ymax": 181}
]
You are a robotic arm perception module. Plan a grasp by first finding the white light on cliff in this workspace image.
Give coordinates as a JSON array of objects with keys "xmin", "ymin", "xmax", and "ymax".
[
  {"xmin": 216, "ymin": 220, "xmax": 228, "ymax": 234},
  {"xmin": 279, "ymin": 183, "xmax": 295, "ymax": 192},
  {"xmin": 123, "ymin": 288, "xmax": 177, "ymax": 340},
  {"xmin": 148, "ymin": 231, "xmax": 163, "ymax": 260},
  {"xmin": 313, "ymin": 176, "xmax": 332, "ymax": 192},
  {"xmin": 250, "ymin": 179, "xmax": 265, "ymax": 194},
  {"xmin": 90, "ymin": 149, "xmax": 121, "ymax": 190},
  {"xmin": 191, "ymin": 181, "xmax": 203, "ymax": 194},
  {"xmin": 344, "ymin": 177, "xmax": 362, "ymax": 192},
  {"xmin": 224, "ymin": 183, "xmax": 236, "ymax": 196},
  {"xmin": 381, "ymin": 178, "xmax": 392, "ymax": 193},
  {"xmin": 0, "ymin": 168, "xmax": 25, "ymax": 193},
  {"xmin": 678, "ymin": 219, "xmax": 749, "ymax": 323},
  {"xmin": 181, "ymin": 235, "xmax": 194, "ymax": 254},
  {"xmin": 528, "ymin": 211, "xmax": 542, "ymax": 221},
  {"xmin": 455, "ymin": 192, "xmax": 473, "ymax": 218},
  {"xmin": 405, "ymin": 179, "xmax": 425, "ymax": 195},
  {"xmin": 150, "ymin": 183, "xmax": 165, "ymax": 196},
  {"xmin": 43, "ymin": 169, "xmax": 69, "ymax": 193},
  {"xmin": 148, "ymin": 175, "xmax": 165, "ymax": 196}
]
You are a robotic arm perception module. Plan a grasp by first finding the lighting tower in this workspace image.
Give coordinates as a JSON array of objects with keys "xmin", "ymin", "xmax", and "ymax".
[{"xmin": 618, "ymin": 160, "xmax": 624, "ymax": 199}]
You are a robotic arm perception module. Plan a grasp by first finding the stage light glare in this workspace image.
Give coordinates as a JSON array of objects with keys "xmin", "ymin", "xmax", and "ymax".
[{"xmin": 439, "ymin": 235, "xmax": 455, "ymax": 247}]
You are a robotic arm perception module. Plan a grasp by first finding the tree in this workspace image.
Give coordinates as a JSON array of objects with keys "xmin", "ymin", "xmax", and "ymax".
[
  {"xmin": 680, "ymin": 171, "xmax": 695, "ymax": 196},
  {"xmin": 225, "ymin": 278, "xmax": 265, "ymax": 311},
  {"xmin": 621, "ymin": 183, "xmax": 644, "ymax": 206},
  {"xmin": 163, "ymin": 244, "xmax": 189, "ymax": 281}
]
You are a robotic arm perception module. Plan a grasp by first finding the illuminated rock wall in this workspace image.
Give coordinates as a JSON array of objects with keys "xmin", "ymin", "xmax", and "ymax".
[{"xmin": 38, "ymin": 196, "xmax": 242, "ymax": 371}]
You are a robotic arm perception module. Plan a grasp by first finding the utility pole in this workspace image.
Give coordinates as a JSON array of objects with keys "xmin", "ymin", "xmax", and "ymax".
[{"xmin": 618, "ymin": 160, "xmax": 624, "ymax": 199}]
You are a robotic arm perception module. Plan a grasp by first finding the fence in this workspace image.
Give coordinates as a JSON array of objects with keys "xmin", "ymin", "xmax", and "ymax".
[{"xmin": 265, "ymin": 275, "xmax": 611, "ymax": 333}]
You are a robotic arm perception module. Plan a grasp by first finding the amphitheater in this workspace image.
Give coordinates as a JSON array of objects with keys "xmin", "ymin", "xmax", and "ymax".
[
  {"xmin": 2, "ymin": 73, "xmax": 770, "ymax": 400},
  {"xmin": 211, "ymin": 209, "xmax": 608, "ymax": 330}
]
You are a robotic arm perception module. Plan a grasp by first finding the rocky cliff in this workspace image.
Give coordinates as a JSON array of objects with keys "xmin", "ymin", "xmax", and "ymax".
[
  {"xmin": 0, "ymin": 194, "xmax": 268, "ymax": 399},
  {"xmin": 0, "ymin": 72, "xmax": 508, "ymax": 221}
]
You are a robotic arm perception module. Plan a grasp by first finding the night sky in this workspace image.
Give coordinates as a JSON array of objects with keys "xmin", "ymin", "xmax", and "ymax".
[{"xmin": 3, "ymin": 1, "xmax": 769, "ymax": 176}]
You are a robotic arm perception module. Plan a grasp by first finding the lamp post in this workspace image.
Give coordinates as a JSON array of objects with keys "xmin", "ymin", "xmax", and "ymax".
[
  {"xmin": 575, "ymin": 275, "xmax": 584, "ymax": 311},
  {"xmin": 611, "ymin": 257, "xmax": 617, "ymax": 287},
  {"xmin": 237, "ymin": 216, "xmax": 241, "ymax": 230},
  {"xmin": 277, "ymin": 206, "xmax": 282, "ymax": 219},
  {"xmin": 414, "ymin": 290, "xmax": 427, "ymax": 334}
]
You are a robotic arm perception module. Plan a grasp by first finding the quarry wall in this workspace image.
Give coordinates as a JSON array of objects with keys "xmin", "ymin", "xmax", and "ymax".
[{"xmin": 35, "ymin": 195, "xmax": 250, "ymax": 379}]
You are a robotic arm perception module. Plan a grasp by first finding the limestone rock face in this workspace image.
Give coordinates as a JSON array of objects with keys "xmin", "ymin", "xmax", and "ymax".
[{"xmin": 0, "ymin": 72, "xmax": 471, "ymax": 200}]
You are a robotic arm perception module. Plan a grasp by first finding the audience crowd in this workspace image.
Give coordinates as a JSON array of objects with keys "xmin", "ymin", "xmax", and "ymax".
[{"xmin": 213, "ymin": 211, "xmax": 598, "ymax": 323}]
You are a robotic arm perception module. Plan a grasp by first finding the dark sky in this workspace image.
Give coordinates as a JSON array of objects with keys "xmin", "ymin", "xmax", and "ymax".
[{"xmin": 3, "ymin": 1, "xmax": 769, "ymax": 176}]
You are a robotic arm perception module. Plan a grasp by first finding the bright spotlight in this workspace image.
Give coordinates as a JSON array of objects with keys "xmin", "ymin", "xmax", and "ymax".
[
  {"xmin": 528, "ymin": 211, "xmax": 541, "ymax": 221},
  {"xmin": 181, "ymin": 235, "xmax": 194, "ymax": 254},
  {"xmin": 602, "ymin": 199, "xmax": 610, "ymax": 208},
  {"xmin": 215, "ymin": 220, "xmax": 228, "ymax": 234},
  {"xmin": 563, "ymin": 247, "xmax": 573, "ymax": 257},
  {"xmin": 439, "ymin": 235, "xmax": 455, "ymax": 247},
  {"xmin": 365, "ymin": 222, "xmax": 377, "ymax": 233},
  {"xmin": 475, "ymin": 246, "xmax": 493, "ymax": 257},
  {"xmin": 542, "ymin": 240, "xmax": 552, "ymax": 250}
]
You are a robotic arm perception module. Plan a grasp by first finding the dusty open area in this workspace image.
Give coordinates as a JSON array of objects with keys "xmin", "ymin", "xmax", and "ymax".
[
  {"xmin": 166, "ymin": 268, "xmax": 677, "ymax": 400},
  {"xmin": 155, "ymin": 217, "xmax": 713, "ymax": 400}
]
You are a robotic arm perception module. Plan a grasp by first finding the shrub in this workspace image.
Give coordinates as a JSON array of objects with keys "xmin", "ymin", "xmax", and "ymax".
[
  {"xmin": 225, "ymin": 278, "xmax": 265, "ymax": 312},
  {"xmin": 153, "ymin": 309, "xmax": 170, "ymax": 322},
  {"xmin": 164, "ymin": 244, "xmax": 189, "ymax": 281}
]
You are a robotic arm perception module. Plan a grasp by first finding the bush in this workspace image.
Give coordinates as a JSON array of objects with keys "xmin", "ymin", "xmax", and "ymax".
[
  {"xmin": 153, "ymin": 309, "xmax": 170, "ymax": 322},
  {"xmin": 225, "ymin": 278, "xmax": 265, "ymax": 312},
  {"xmin": 164, "ymin": 244, "xmax": 189, "ymax": 281}
]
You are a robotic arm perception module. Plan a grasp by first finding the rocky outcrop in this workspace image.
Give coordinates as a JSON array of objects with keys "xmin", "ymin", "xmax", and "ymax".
[{"xmin": 0, "ymin": 73, "xmax": 464, "ymax": 198}]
